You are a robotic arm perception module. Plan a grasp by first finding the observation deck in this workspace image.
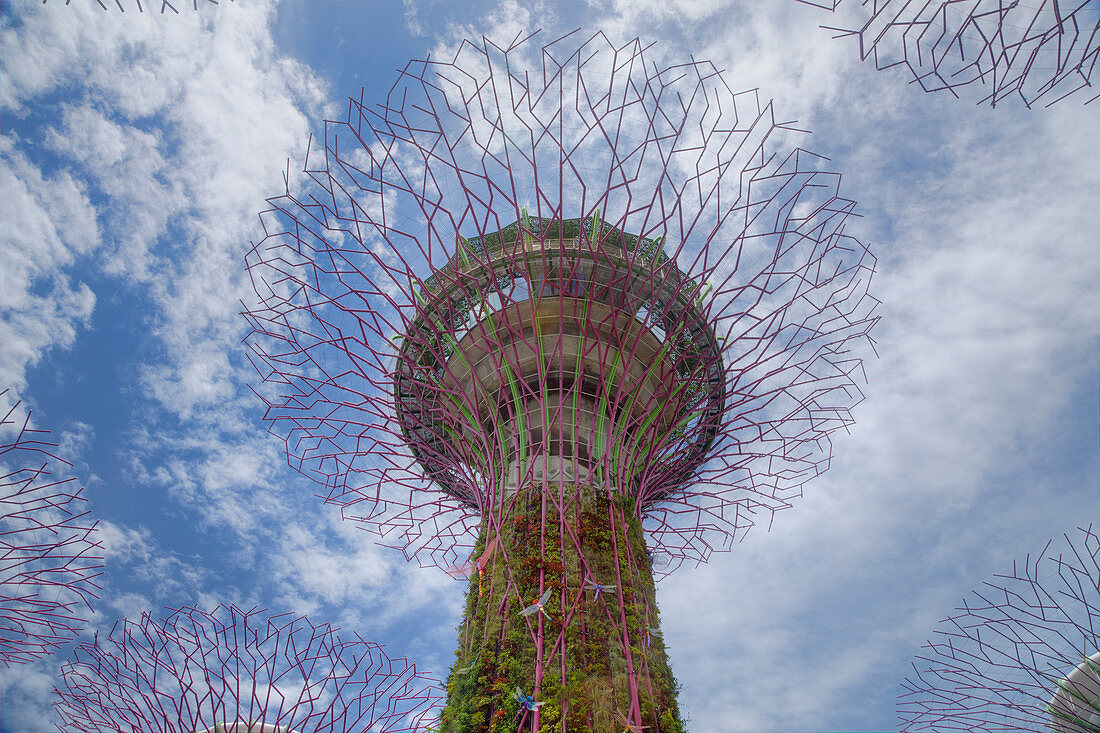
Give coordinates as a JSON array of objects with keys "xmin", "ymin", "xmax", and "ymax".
[{"xmin": 393, "ymin": 215, "xmax": 726, "ymax": 505}]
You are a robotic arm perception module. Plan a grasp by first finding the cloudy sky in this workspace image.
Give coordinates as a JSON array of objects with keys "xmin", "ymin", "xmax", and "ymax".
[{"xmin": 1, "ymin": 1, "xmax": 1097, "ymax": 731}]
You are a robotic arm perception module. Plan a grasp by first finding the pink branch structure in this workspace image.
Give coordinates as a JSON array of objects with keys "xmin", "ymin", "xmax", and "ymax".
[
  {"xmin": 43, "ymin": 0, "xmax": 234, "ymax": 12},
  {"xmin": 244, "ymin": 31, "xmax": 877, "ymax": 731},
  {"xmin": 802, "ymin": 0, "xmax": 1100, "ymax": 107},
  {"xmin": 899, "ymin": 526, "xmax": 1100, "ymax": 732},
  {"xmin": 0, "ymin": 389, "xmax": 102, "ymax": 667},
  {"xmin": 53, "ymin": 604, "xmax": 444, "ymax": 732}
]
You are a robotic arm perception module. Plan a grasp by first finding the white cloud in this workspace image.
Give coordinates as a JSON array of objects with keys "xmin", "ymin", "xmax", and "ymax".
[
  {"xmin": 95, "ymin": 520, "xmax": 213, "ymax": 603},
  {"xmin": 44, "ymin": 105, "xmax": 181, "ymax": 280},
  {"xmin": 97, "ymin": 519, "xmax": 155, "ymax": 563},
  {"xmin": 2, "ymin": 2, "xmax": 341, "ymax": 603},
  {"xmin": 2, "ymin": 0, "xmax": 330, "ymax": 414},
  {"xmin": 0, "ymin": 140, "xmax": 98, "ymax": 390},
  {"xmin": 0, "ymin": 654, "xmax": 62, "ymax": 730},
  {"xmin": 268, "ymin": 507, "xmax": 462, "ymax": 633}
]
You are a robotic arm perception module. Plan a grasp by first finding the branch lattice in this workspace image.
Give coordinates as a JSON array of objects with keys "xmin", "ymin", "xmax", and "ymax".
[
  {"xmin": 803, "ymin": 0, "xmax": 1100, "ymax": 107},
  {"xmin": 43, "ymin": 0, "xmax": 234, "ymax": 13},
  {"xmin": 0, "ymin": 389, "xmax": 102, "ymax": 666},
  {"xmin": 54, "ymin": 604, "xmax": 444, "ymax": 732},
  {"xmin": 899, "ymin": 526, "xmax": 1100, "ymax": 732}
]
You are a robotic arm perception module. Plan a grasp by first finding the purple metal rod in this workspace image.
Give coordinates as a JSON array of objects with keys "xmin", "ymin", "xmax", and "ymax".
[
  {"xmin": 0, "ymin": 389, "xmax": 102, "ymax": 667},
  {"xmin": 899, "ymin": 526, "xmax": 1100, "ymax": 732},
  {"xmin": 53, "ymin": 604, "xmax": 444, "ymax": 732}
]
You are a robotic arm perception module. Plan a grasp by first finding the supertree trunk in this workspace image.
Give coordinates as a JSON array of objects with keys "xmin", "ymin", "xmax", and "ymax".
[{"xmin": 446, "ymin": 491, "xmax": 680, "ymax": 732}]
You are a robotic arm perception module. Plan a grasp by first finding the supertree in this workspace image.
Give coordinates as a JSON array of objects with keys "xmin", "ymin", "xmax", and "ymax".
[
  {"xmin": 244, "ymin": 32, "xmax": 878, "ymax": 732},
  {"xmin": 899, "ymin": 526, "xmax": 1100, "ymax": 732},
  {"xmin": 53, "ymin": 604, "xmax": 444, "ymax": 731},
  {"xmin": 800, "ymin": 0, "xmax": 1100, "ymax": 107},
  {"xmin": 0, "ymin": 389, "xmax": 102, "ymax": 666}
]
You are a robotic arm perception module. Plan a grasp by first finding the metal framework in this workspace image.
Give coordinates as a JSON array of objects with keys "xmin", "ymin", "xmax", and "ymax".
[
  {"xmin": 803, "ymin": 0, "xmax": 1100, "ymax": 107},
  {"xmin": 245, "ymin": 31, "xmax": 877, "ymax": 732},
  {"xmin": 53, "ymin": 604, "xmax": 443, "ymax": 732},
  {"xmin": 44, "ymin": 0, "xmax": 233, "ymax": 12},
  {"xmin": 899, "ymin": 526, "xmax": 1100, "ymax": 732},
  {"xmin": 0, "ymin": 389, "xmax": 101, "ymax": 667}
]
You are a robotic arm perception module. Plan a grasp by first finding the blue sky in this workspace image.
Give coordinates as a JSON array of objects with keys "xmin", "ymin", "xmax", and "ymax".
[{"xmin": 1, "ymin": 1, "xmax": 1097, "ymax": 731}]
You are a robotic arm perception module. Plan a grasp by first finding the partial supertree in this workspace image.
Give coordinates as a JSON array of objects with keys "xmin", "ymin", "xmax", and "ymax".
[
  {"xmin": 899, "ymin": 526, "xmax": 1100, "ymax": 732},
  {"xmin": 53, "ymin": 604, "xmax": 444, "ymax": 732},
  {"xmin": 43, "ymin": 0, "xmax": 233, "ymax": 12},
  {"xmin": 244, "ymin": 31, "xmax": 877, "ymax": 731},
  {"xmin": 801, "ymin": 0, "xmax": 1100, "ymax": 107},
  {"xmin": 0, "ymin": 389, "xmax": 101, "ymax": 666}
]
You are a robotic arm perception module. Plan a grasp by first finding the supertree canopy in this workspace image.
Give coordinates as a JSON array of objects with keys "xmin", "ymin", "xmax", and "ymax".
[
  {"xmin": 53, "ymin": 604, "xmax": 443, "ymax": 732},
  {"xmin": 803, "ymin": 0, "xmax": 1100, "ymax": 107},
  {"xmin": 899, "ymin": 526, "xmax": 1100, "ymax": 732},
  {"xmin": 245, "ymin": 31, "xmax": 877, "ymax": 731},
  {"xmin": 0, "ymin": 389, "xmax": 101, "ymax": 667}
]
